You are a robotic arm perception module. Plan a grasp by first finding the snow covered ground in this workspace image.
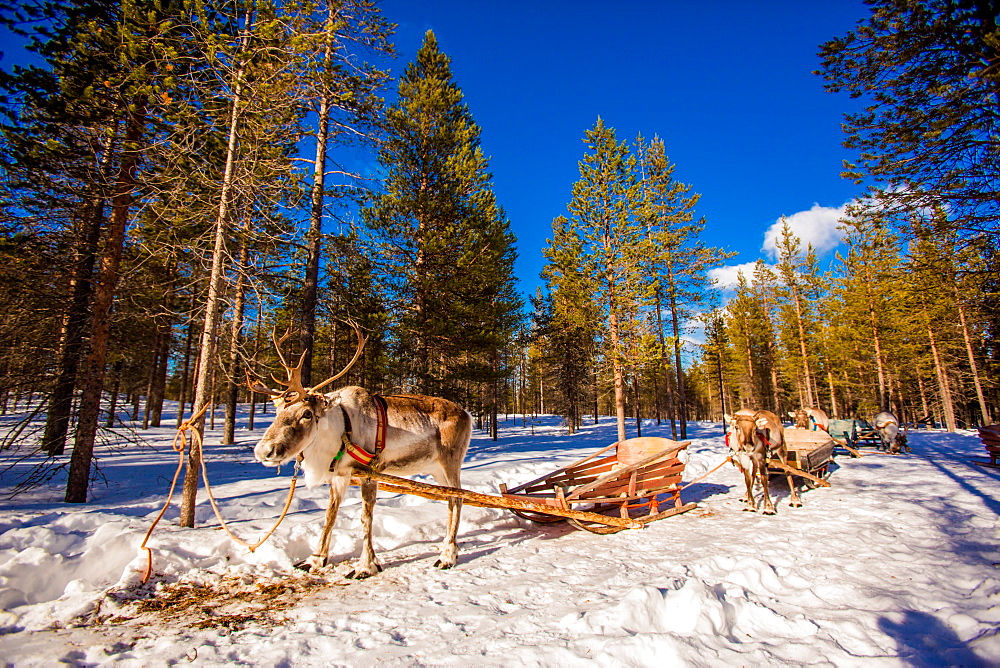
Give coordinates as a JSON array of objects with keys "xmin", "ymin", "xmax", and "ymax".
[{"xmin": 1, "ymin": 404, "xmax": 998, "ymax": 666}]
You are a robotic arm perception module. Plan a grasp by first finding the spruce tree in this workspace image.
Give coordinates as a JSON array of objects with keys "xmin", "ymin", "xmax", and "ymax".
[
  {"xmin": 363, "ymin": 31, "xmax": 521, "ymax": 408},
  {"xmin": 539, "ymin": 215, "xmax": 598, "ymax": 433}
]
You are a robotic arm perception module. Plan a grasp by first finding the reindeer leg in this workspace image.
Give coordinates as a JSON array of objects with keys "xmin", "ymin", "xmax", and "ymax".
[
  {"xmin": 783, "ymin": 455, "xmax": 802, "ymax": 508},
  {"xmin": 435, "ymin": 497, "xmax": 463, "ymax": 569},
  {"xmin": 756, "ymin": 451, "xmax": 777, "ymax": 515},
  {"xmin": 298, "ymin": 476, "xmax": 349, "ymax": 572},
  {"xmin": 741, "ymin": 464, "xmax": 757, "ymax": 511},
  {"xmin": 347, "ymin": 479, "xmax": 381, "ymax": 579},
  {"xmin": 433, "ymin": 466, "xmax": 463, "ymax": 569}
]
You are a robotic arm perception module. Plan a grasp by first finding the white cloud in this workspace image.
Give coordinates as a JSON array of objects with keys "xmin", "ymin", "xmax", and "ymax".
[
  {"xmin": 707, "ymin": 261, "xmax": 762, "ymax": 291},
  {"xmin": 761, "ymin": 202, "xmax": 849, "ymax": 259}
]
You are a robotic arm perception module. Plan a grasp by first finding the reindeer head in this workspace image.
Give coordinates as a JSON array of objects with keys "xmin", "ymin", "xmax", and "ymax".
[
  {"xmin": 724, "ymin": 411, "xmax": 758, "ymax": 452},
  {"xmin": 789, "ymin": 409, "xmax": 809, "ymax": 429},
  {"xmin": 250, "ymin": 322, "xmax": 367, "ymax": 466}
]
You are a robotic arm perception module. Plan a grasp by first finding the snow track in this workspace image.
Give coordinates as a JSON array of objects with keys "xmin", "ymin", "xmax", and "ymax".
[{"xmin": 1, "ymin": 411, "xmax": 998, "ymax": 665}]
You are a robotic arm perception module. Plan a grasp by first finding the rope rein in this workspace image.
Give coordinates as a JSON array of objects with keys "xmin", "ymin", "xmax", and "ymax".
[
  {"xmin": 138, "ymin": 404, "xmax": 298, "ymax": 585},
  {"xmin": 679, "ymin": 455, "xmax": 733, "ymax": 491}
]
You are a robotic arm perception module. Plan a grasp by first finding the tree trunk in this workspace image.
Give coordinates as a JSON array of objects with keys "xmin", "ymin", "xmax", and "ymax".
[
  {"xmin": 43, "ymin": 198, "xmax": 104, "ymax": 456},
  {"xmin": 299, "ymin": 44, "xmax": 332, "ymax": 388},
  {"xmin": 917, "ymin": 373, "xmax": 931, "ymax": 423},
  {"xmin": 790, "ymin": 285, "xmax": 815, "ymax": 407},
  {"xmin": 224, "ymin": 242, "xmax": 249, "ymax": 444},
  {"xmin": 66, "ymin": 98, "xmax": 146, "ymax": 503},
  {"xmin": 593, "ymin": 364, "xmax": 599, "ymax": 424},
  {"xmin": 104, "ymin": 360, "xmax": 122, "ymax": 428},
  {"xmin": 143, "ymin": 341, "xmax": 158, "ymax": 429},
  {"xmin": 956, "ymin": 300, "xmax": 991, "ymax": 426},
  {"xmin": 864, "ymin": 280, "xmax": 889, "ymax": 412},
  {"xmin": 826, "ymin": 367, "xmax": 838, "ymax": 418},
  {"xmin": 925, "ymin": 314, "xmax": 957, "ymax": 432},
  {"xmin": 179, "ymin": 40, "xmax": 248, "ymax": 526},
  {"xmin": 666, "ymin": 279, "xmax": 687, "ymax": 439},
  {"xmin": 176, "ymin": 296, "xmax": 197, "ymax": 427},
  {"xmin": 633, "ymin": 373, "xmax": 642, "ymax": 437},
  {"xmin": 655, "ymin": 289, "xmax": 677, "ymax": 438},
  {"xmin": 149, "ymin": 325, "xmax": 170, "ymax": 427}
]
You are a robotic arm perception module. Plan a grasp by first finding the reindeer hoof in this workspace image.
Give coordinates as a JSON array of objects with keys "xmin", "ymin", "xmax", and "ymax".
[
  {"xmin": 742, "ymin": 506, "xmax": 757, "ymax": 513},
  {"xmin": 347, "ymin": 563, "xmax": 382, "ymax": 579},
  {"xmin": 434, "ymin": 559, "xmax": 456, "ymax": 569},
  {"xmin": 295, "ymin": 555, "xmax": 328, "ymax": 572},
  {"xmin": 762, "ymin": 507, "xmax": 777, "ymax": 515},
  {"xmin": 346, "ymin": 569, "xmax": 374, "ymax": 579},
  {"xmin": 790, "ymin": 501, "xmax": 803, "ymax": 508}
]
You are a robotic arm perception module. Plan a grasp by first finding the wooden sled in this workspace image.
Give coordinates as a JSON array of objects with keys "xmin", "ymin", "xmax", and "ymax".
[
  {"xmin": 828, "ymin": 418, "xmax": 883, "ymax": 455},
  {"xmin": 499, "ymin": 437, "xmax": 696, "ymax": 534},
  {"xmin": 973, "ymin": 425, "xmax": 1000, "ymax": 469},
  {"xmin": 770, "ymin": 428, "xmax": 834, "ymax": 488}
]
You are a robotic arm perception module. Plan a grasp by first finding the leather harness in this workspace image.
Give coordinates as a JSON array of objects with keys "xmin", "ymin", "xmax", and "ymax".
[{"xmin": 332, "ymin": 394, "xmax": 389, "ymax": 470}]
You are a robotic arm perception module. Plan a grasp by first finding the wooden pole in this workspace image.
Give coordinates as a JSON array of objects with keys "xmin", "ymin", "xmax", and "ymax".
[{"xmin": 353, "ymin": 470, "xmax": 644, "ymax": 529}]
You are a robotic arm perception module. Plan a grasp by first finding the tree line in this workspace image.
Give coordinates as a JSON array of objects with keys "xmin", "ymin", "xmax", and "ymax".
[
  {"xmin": 0, "ymin": 0, "xmax": 519, "ymax": 504},
  {"xmin": 1, "ymin": 0, "xmax": 998, "ymax": 505},
  {"xmin": 529, "ymin": 0, "xmax": 999, "ymax": 439}
]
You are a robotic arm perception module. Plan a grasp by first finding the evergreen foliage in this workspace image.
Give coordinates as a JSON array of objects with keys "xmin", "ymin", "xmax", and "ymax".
[
  {"xmin": 362, "ymin": 31, "xmax": 522, "ymax": 417},
  {"xmin": 817, "ymin": 0, "xmax": 1000, "ymax": 238}
]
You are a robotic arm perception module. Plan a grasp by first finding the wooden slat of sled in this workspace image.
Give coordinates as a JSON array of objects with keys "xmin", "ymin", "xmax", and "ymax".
[
  {"xmin": 355, "ymin": 471, "xmax": 644, "ymax": 529},
  {"xmin": 978, "ymin": 425, "xmax": 1000, "ymax": 465}
]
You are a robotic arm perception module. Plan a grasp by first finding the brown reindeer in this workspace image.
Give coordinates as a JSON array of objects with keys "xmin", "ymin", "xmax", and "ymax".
[
  {"xmin": 249, "ymin": 325, "xmax": 472, "ymax": 578},
  {"xmin": 725, "ymin": 409, "xmax": 801, "ymax": 514},
  {"xmin": 874, "ymin": 411, "xmax": 909, "ymax": 454},
  {"xmin": 788, "ymin": 407, "xmax": 830, "ymax": 431}
]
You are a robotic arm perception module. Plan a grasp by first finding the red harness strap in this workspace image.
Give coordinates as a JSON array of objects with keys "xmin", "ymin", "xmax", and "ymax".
[{"xmin": 343, "ymin": 394, "xmax": 389, "ymax": 467}]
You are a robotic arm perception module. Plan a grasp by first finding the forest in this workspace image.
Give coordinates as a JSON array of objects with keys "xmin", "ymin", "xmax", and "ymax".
[{"xmin": 1, "ymin": 0, "xmax": 997, "ymax": 504}]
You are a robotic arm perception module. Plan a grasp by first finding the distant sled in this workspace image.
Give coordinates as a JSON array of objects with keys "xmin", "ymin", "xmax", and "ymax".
[{"xmin": 972, "ymin": 424, "xmax": 1000, "ymax": 469}]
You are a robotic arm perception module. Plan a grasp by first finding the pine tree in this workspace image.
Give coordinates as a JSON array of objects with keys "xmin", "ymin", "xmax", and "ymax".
[
  {"xmin": 636, "ymin": 135, "xmax": 730, "ymax": 438},
  {"xmin": 834, "ymin": 203, "xmax": 905, "ymax": 413},
  {"xmin": 0, "ymin": 0, "xmax": 153, "ymax": 465},
  {"xmin": 289, "ymin": 0, "xmax": 392, "ymax": 387},
  {"xmin": 818, "ymin": 0, "xmax": 1000, "ymax": 238},
  {"xmin": 773, "ymin": 220, "xmax": 823, "ymax": 410},
  {"xmin": 561, "ymin": 118, "xmax": 647, "ymax": 441},
  {"xmin": 539, "ymin": 215, "xmax": 598, "ymax": 433},
  {"xmin": 363, "ymin": 31, "xmax": 522, "ymax": 410}
]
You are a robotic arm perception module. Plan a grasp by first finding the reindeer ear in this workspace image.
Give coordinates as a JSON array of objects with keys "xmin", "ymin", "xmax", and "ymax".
[
  {"xmin": 755, "ymin": 417, "xmax": 769, "ymax": 428},
  {"xmin": 788, "ymin": 411, "xmax": 795, "ymax": 418},
  {"xmin": 272, "ymin": 396, "xmax": 287, "ymax": 410},
  {"xmin": 723, "ymin": 413, "xmax": 732, "ymax": 423}
]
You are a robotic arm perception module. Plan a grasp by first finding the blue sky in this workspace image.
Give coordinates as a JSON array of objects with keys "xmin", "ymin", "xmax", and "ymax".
[
  {"xmin": 381, "ymin": 0, "xmax": 871, "ymax": 296},
  {"xmin": 1, "ymin": 1, "xmax": 872, "ymax": 298}
]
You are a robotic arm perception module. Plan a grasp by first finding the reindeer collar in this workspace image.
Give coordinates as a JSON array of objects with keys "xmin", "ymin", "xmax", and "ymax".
[{"xmin": 333, "ymin": 395, "xmax": 389, "ymax": 470}]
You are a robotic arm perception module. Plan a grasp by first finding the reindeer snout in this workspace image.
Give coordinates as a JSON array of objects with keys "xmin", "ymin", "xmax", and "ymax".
[{"xmin": 254, "ymin": 440, "xmax": 281, "ymax": 465}]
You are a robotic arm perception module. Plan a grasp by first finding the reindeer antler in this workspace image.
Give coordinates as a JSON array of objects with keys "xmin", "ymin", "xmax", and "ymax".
[
  {"xmin": 268, "ymin": 327, "xmax": 309, "ymax": 404},
  {"xmin": 245, "ymin": 370, "xmax": 282, "ymax": 398},
  {"xmin": 245, "ymin": 321, "xmax": 368, "ymax": 403},
  {"xmin": 310, "ymin": 319, "xmax": 369, "ymax": 394}
]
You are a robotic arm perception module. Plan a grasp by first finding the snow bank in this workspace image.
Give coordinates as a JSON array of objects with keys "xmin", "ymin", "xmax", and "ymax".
[{"xmin": 1, "ymin": 408, "xmax": 998, "ymax": 666}]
